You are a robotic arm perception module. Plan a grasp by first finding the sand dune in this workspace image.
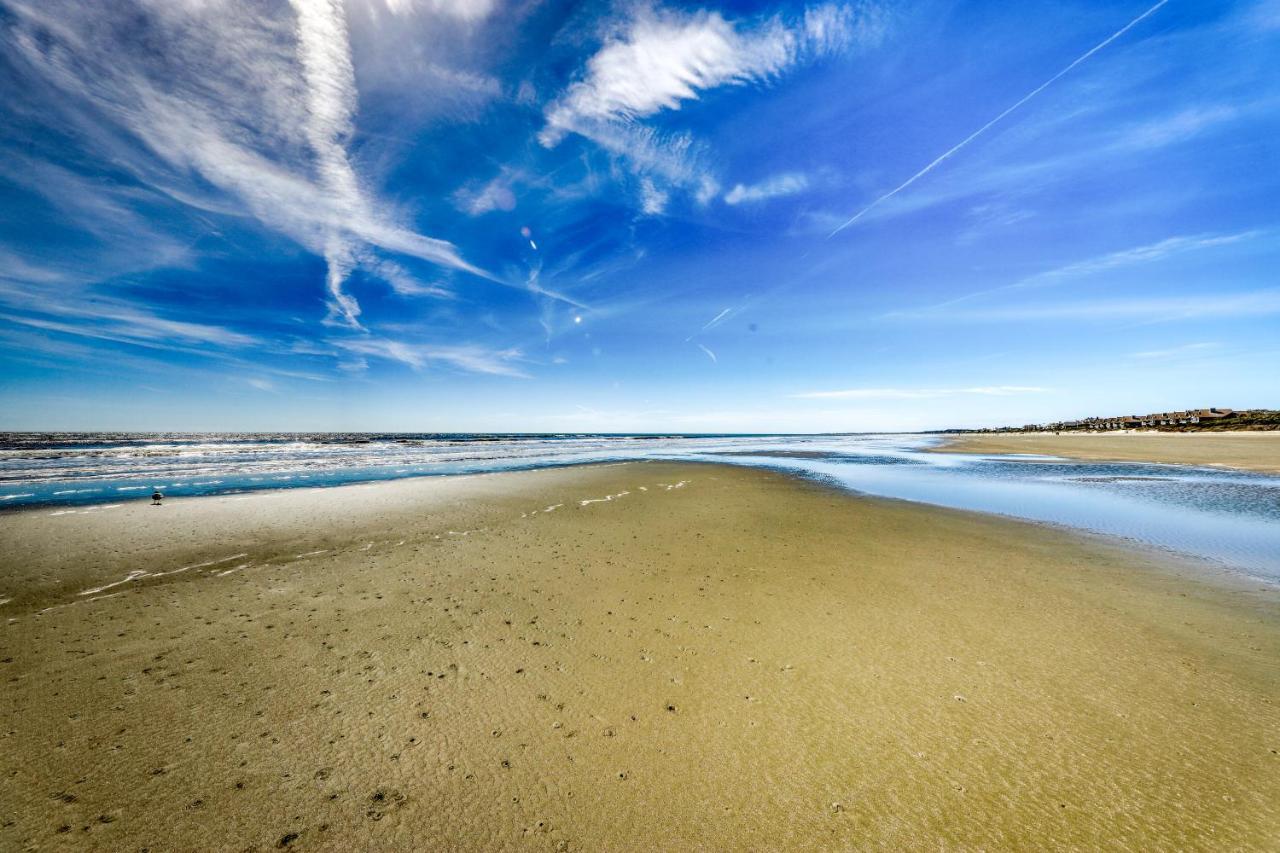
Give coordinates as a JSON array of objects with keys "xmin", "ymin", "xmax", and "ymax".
[{"xmin": 1, "ymin": 462, "xmax": 1277, "ymax": 849}]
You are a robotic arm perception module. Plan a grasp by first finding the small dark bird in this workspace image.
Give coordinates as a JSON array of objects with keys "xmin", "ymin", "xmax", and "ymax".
[{"xmin": 151, "ymin": 490, "xmax": 163, "ymax": 506}]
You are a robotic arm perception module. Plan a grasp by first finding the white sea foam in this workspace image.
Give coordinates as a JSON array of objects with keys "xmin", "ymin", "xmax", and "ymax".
[
  {"xmin": 52, "ymin": 504, "xmax": 130, "ymax": 516},
  {"xmin": 38, "ymin": 591, "xmax": 122, "ymax": 615},
  {"xmin": 76, "ymin": 553, "xmax": 248, "ymax": 595},
  {"xmin": 48, "ymin": 504, "xmax": 122, "ymax": 516},
  {"xmin": 79, "ymin": 570, "xmax": 148, "ymax": 596},
  {"xmin": 580, "ymin": 491, "xmax": 630, "ymax": 506},
  {"xmin": 174, "ymin": 553, "xmax": 248, "ymax": 572}
]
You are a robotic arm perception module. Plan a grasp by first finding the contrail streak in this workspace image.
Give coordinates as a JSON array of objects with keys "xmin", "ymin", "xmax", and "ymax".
[
  {"xmin": 684, "ymin": 306, "xmax": 734, "ymax": 342},
  {"xmin": 828, "ymin": 0, "xmax": 1170, "ymax": 238},
  {"xmin": 701, "ymin": 307, "xmax": 732, "ymax": 330}
]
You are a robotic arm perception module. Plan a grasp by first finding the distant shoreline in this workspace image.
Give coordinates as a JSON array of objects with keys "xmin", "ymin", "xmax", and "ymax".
[
  {"xmin": 941, "ymin": 408, "xmax": 1280, "ymax": 434},
  {"xmin": 933, "ymin": 430, "xmax": 1280, "ymax": 475}
]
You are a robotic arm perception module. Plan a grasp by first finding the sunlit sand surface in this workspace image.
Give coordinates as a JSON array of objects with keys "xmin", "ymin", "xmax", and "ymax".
[
  {"xmin": 2, "ymin": 462, "xmax": 1277, "ymax": 849},
  {"xmin": 939, "ymin": 430, "xmax": 1280, "ymax": 474}
]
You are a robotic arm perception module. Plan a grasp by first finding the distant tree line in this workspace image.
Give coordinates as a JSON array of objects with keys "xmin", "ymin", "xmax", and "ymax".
[{"xmin": 942, "ymin": 409, "xmax": 1280, "ymax": 434}]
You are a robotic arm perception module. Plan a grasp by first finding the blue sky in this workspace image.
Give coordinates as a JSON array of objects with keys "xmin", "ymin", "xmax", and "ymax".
[{"xmin": 0, "ymin": 0, "xmax": 1277, "ymax": 432}]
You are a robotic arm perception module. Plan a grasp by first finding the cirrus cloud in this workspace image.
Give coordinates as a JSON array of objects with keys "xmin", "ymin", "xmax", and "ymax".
[
  {"xmin": 724, "ymin": 172, "xmax": 810, "ymax": 205},
  {"xmin": 539, "ymin": 3, "xmax": 882, "ymax": 209},
  {"xmin": 2, "ymin": 0, "xmax": 485, "ymax": 330}
]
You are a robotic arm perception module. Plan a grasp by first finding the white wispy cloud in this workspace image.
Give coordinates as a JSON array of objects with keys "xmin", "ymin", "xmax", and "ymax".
[
  {"xmin": 290, "ymin": 0, "xmax": 365, "ymax": 327},
  {"xmin": 0, "ymin": 158, "xmax": 197, "ymax": 284},
  {"xmin": 724, "ymin": 172, "xmax": 809, "ymax": 205},
  {"xmin": 382, "ymin": 0, "xmax": 497, "ymax": 22},
  {"xmin": 542, "ymin": 13, "xmax": 786, "ymax": 141},
  {"xmin": 333, "ymin": 337, "xmax": 528, "ymax": 377},
  {"xmin": 0, "ymin": 273, "xmax": 259, "ymax": 350},
  {"xmin": 1120, "ymin": 104, "xmax": 1241, "ymax": 149},
  {"xmin": 696, "ymin": 342, "xmax": 718, "ymax": 363},
  {"xmin": 453, "ymin": 173, "xmax": 517, "ymax": 216},
  {"xmin": 0, "ymin": 249, "xmax": 75, "ymax": 287},
  {"xmin": 0, "ymin": 322, "xmax": 330, "ymax": 385},
  {"xmin": 366, "ymin": 258, "xmax": 453, "ymax": 298},
  {"xmin": 912, "ymin": 230, "xmax": 1262, "ymax": 315},
  {"xmin": 3, "ymin": 0, "xmax": 483, "ymax": 328},
  {"xmin": 791, "ymin": 385, "xmax": 1045, "ymax": 400},
  {"xmin": 900, "ymin": 291, "xmax": 1280, "ymax": 324},
  {"xmin": 0, "ymin": 309, "xmax": 258, "ymax": 352},
  {"xmin": 540, "ymin": 3, "xmax": 877, "ymax": 208},
  {"xmin": 1131, "ymin": 341, "xmax": 1219, "ymax": 359},
  {"xmin": 1028, "ymin": 232, "xmax": 1259, "ymax": 284},
  {"xmin": 639, "ymin": 178, "xmax": 670, "ymax": 215}
]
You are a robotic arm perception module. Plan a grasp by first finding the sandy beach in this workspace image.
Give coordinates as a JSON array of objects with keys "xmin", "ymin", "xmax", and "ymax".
[
  {"xmin": 2, "ymin": 461, "xmax": 1278, "ymax": 850},
  {"xmin": 936, "ymin": 430, "xmax": 1280, "ymax": 474}
]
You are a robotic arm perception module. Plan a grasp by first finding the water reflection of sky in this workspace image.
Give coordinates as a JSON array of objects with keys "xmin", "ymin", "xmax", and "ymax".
[
  {"xmin": 686, "ymin": 438, "xmax": 1280, "ymax": 582},
  {"xmin": 1, "ymin": 433, "xmax": 1277, "ymax": 582}
]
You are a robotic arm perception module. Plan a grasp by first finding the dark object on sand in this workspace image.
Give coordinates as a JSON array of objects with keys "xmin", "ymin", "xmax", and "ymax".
[{"xmin": 151, "ymin": 490, "xmax": 163, "ymax": 506}]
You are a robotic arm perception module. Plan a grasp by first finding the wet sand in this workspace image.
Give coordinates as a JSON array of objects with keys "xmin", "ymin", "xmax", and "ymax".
[
  {"xmin": 2, "ymin": 461, "xmax": 1278, "ymax": 850},
  {"xmin": 936, "ymin": 430, "xmax": 1280, "ymax": 474}
]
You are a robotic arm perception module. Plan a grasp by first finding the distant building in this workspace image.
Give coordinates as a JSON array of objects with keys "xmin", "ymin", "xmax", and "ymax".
[{"xmin": 1030, "ymin": 408, "xmax": 1233, "ymax": 432}]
